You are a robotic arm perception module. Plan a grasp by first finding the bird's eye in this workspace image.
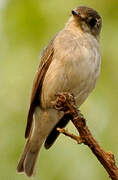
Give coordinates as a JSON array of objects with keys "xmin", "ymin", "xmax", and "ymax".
[{"xmin": 89, "ymin": 18, "xmax": 97, "ymax": 28}]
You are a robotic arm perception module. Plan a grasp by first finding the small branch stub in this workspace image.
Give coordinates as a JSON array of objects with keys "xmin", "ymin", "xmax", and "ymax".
[
  {"xmin": 54, "ymin": 92, "xmax": 118, "ymax": 180},
  {"xmin": 57, "ymin": 128, "xmax": 83, "ymax": 144}
]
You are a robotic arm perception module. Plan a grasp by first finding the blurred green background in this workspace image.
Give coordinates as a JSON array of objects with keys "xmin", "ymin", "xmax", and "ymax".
[{"xmin": 0, "ymin": 0, "xmax": 118, "ymax": 179}]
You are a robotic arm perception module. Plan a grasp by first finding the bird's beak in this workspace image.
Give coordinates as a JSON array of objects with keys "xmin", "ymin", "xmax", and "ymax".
[{"xmin": 72, "ymin": 9, "xmax": 81, "ymax": 17}]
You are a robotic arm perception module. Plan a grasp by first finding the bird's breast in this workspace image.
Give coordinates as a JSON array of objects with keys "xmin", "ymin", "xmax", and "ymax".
[{"xmin": 41, "ymin": 31, "xmax": 101, "ymax": 108}]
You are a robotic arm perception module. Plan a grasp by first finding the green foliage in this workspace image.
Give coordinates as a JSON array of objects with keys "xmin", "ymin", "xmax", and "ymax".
[{"xmin": 0, "ymin": 0, "xmax": 118, "ymax": 179}]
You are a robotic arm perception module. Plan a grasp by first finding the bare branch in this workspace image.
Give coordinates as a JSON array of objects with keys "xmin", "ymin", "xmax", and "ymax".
[{"xmin": 54, "ymin": 92, "xmax": 118, "ymax": 180}]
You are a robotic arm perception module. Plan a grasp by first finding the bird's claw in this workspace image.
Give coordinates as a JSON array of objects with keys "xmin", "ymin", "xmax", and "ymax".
[{"xmin": 54, "ymin": 92, "xmax": 76, "ymax": 113}]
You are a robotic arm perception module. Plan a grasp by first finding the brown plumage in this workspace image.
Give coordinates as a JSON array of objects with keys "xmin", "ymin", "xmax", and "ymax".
[
  {"xmin": 17, "ymin": 6, "xmax": 102, "ymax": 177},
  {"xmin": 25, "ymin": 37, "xmax": 55, "ymax": 139}
]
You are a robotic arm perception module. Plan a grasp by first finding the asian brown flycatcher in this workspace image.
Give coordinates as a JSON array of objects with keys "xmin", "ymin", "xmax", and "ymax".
[{"xmin": 17, "ymin": 6, "xmax": 102, "ymax": 177}]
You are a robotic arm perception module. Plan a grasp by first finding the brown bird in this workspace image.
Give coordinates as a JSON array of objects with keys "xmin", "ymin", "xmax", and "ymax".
[{"xmin": 17, "ymin": 6, "xmax": 102, "ymax": 177}]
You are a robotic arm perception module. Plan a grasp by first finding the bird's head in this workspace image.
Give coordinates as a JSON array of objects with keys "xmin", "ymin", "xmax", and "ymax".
[{"xmin": 67, "ymin": 6, "xmax": 102, "ymax": 39}]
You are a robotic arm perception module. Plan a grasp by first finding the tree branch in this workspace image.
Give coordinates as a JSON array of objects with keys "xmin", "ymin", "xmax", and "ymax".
[{"xmin": 54, "ymin": 92, "xmax": 118, "ymax": 180}]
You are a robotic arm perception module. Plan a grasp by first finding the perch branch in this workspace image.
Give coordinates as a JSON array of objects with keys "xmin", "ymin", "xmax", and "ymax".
[{"xmin": 54, "ymin": 92, "xmax": 118, "ymax": 180}]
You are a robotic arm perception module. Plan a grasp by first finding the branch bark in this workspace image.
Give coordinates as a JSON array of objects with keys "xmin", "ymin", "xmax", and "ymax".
[{"xmin": 54, "ymin": 92, "xmax": 118, "ymax": 180}]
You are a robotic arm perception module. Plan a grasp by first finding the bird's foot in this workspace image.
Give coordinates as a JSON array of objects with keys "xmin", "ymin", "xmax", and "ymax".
[{"xmin": 54, "ymin": 92, "xmax": 76, "ymax": 113}]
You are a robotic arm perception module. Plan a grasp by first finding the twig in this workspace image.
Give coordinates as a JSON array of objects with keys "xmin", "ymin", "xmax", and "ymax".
[
  {"xmin": 54, "ymin": 92, "xmax": 118, "ymax": 180},
  {"xmin": 57, "ymin": 128, "xmax": 83, "ymax": 144}
]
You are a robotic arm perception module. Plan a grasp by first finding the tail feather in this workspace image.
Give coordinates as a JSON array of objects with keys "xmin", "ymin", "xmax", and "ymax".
[
  {"xmin": 17, "ymin": 158, "xmax": 24, "ymax": 173},
  {"xmin": 17, "ymin": 107, "xmax": 61, "ymax": 177},
  {"xmin": 17, "ymin": 144, "xmax": 28, "ymax": 173},
  {"xmin": 17, "ymin": 138, "xmax": 31, "ymax": 173},
  {"xmin": 24, "ymin": 149, "xmax": 39, "ymax": 177},
  {"xmin": 17, "ymin": 139, "xmax": 41, "ymax": 177},
  {"xmin": 17, "ymin": 109, "xmax": 42, "ymax": 177}
]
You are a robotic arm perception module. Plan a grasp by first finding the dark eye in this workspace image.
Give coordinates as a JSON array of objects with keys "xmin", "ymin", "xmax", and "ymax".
[{"xmin": 89, "ymin": 18, "xmax": 97, "ymax": 27}]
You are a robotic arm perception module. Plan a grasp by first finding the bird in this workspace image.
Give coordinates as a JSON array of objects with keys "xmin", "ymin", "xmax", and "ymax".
[{"xmin": 17, "ymin": 6, "xmax": 102, "ymax": 177}]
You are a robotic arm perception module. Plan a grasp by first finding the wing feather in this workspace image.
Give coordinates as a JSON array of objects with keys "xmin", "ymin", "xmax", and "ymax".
[{"xmin": 25, "ymin": 38, "xmax": 55, "ymax": 138}]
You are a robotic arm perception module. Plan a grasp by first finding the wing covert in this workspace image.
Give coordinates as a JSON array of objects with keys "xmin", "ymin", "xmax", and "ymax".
[{"xmin": 25, "ymin": 38, "xmax": 55, "ymax": 138}]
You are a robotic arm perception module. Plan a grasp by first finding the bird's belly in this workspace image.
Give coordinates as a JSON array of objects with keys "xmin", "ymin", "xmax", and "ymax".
[
  {"xmin": 62, "ymin": 56, "xmax": 100, "ymax": 106},
  {"xmin": 41, "ymin": 53, "xmax": 100, "ymax": 108}
]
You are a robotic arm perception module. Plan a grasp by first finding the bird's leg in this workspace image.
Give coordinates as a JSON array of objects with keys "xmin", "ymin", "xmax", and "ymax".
[{"xmin": 54, "ymin": 92, "xmax": 76, "ymax": 113}]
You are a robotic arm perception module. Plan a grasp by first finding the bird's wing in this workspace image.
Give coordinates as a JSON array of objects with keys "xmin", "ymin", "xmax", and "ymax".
[
  {"xmin": 44, "ymin": 114, "xmax": 71, "ymax": 149},
  {"xmin": 25, "ymin": 37, "xmax": 55, "ymax": 138}
]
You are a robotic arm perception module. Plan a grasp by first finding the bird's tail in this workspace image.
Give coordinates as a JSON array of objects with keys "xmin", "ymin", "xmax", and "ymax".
[
  {"xmin": 17, "ymin": 107, "xmax": 61, "ymax": 177},
  {"xmin": 17, "ymin": 137, "xmax": 41, "ymax": 177},
  {"xmin": 17, "ymin": 108, "xmax": 44, "ymax": 177}
]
